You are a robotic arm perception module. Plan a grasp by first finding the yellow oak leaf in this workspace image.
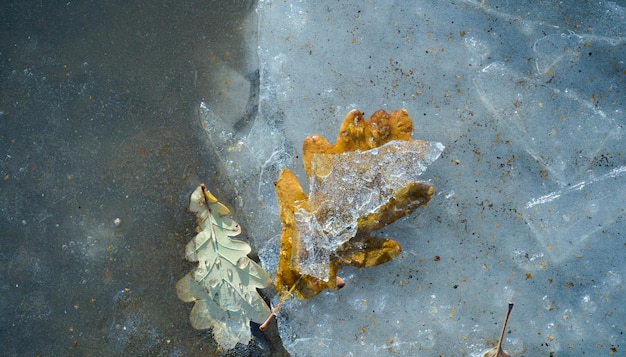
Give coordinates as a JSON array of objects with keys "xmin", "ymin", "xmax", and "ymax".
[{"xmin": 274, "ymin": 109, "xmax": 443, "ymax": 300}]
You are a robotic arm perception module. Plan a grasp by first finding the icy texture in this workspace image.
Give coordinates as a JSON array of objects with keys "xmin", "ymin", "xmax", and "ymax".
[
  {"xmin": 198, "ymin": 101, "xmax": 289, "ymax": 247},
  {"xmin": 475, "ymin": 62, "xmax": 619, "ymax": 186},
  {"xmin": 295, "ymin": 140, "xmax": 444, "ymax": 280},
  {"xmin": 199, "ymin": 1, "xmax": 626, "ymax": 355},
  {"xmin": 523, "ymin": 166, "xmax": 626, "ymax": 263}
]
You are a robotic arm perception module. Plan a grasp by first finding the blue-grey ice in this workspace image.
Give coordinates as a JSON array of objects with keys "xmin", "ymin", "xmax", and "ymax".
[{"xmin": 200, "ymin": 0, "xmax": 626, "ymax": 355}]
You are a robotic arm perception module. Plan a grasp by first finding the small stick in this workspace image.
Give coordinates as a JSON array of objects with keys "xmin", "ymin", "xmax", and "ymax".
[
  {"xmin": 259, "ymin": 276, "xmax": 346, "ymax": 331},
  {"xmin": 259, "ymin": 282, "xmax": 298, "ymax": 331}
]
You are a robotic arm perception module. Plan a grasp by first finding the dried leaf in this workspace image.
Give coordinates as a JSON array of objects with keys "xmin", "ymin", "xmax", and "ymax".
[
  {"xmin": 483, "ymin": 302, "xmax": 514, "ymax": 357},
  {"xmin": 176, "ymin": 184, "xmax": 272, "ymax": 350},
  {"xmin": 274, "ymin": 109, "xmax": 444, "ymax": 299}
]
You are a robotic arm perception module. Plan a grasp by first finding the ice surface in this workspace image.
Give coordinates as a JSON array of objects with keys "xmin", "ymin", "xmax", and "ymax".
[
  {"xmin": 295, "ymin": 140, "xmax": 444, "ymax": 280},
  {"xmin": 198, "ymin": 101, "xmax": 289, "ymax": 238},
  {"xmin": 199, "ymin": 0, "xmax": 626, "ymax": 355},
  {"xmin": 523, "ymin": 166, "xmax": 626, "ymax": 263},
  {"xmin": 6, "ymin": 0, "xmax": 625, "ymax": 354},
  {"xmin": 475, "ymin": 62, "xmax": 619, "ymax": 186}
]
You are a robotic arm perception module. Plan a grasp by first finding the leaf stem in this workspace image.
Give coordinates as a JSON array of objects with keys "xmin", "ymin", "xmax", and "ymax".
[{"xmin": 496, "ymin": 301, "xmax": 514, "ymax": 353}]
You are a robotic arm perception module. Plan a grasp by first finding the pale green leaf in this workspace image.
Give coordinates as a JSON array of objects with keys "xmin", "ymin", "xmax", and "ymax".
[{"xmin": 176, "ymin": 184, "xmax": 272, "ymax": 349}]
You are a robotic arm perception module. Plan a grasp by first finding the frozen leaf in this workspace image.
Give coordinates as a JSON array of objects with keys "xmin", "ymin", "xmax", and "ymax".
[
  {"xmin": 483, "ymin": 302, "xmax": 514, "ymax": 357},
  {"xmin": 274, "ymin": 109, "xmax": 443, "ymax": 300},
  {"xmin": 176, "ymin": 184, "xmax": 272, "ymax": 350}
]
